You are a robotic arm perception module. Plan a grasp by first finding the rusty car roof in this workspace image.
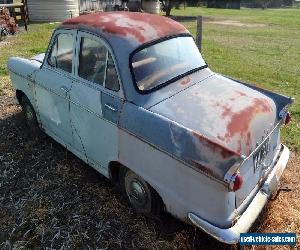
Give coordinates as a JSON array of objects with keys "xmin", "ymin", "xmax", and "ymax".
[
  {"xmin": 61, "ymin": 12, "xmax": 189, "ymax": 47},
  {"xmin": 60, "ymin": 12, "xmax": 191, "ymax": 105}
]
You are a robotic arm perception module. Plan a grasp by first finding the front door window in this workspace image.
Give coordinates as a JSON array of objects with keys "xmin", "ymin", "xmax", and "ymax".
[{"xmin": 78, "ymin": 36, "xmax": 120, "ymax": 92}]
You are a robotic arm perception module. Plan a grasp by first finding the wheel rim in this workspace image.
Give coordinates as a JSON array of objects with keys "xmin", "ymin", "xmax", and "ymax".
[
  {"xmin": 25, "ymin": 105, "xmax": 34, "ymax": 123},
  {"xmin": 128, "ymin": 178, "xmax": 148, "ymax": 207}
]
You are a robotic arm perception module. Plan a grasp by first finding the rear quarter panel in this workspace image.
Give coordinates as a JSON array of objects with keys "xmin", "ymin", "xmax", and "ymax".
[
  {"xmin": 119, "ymin": 102, "xmax": 236, "ymax": 228},
  {"xmin": 118, "ymin": 128, "xmax": 236, "ymax": 228}
]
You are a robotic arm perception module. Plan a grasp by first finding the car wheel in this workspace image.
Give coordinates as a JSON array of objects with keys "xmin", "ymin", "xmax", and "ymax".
[
  {"xmin": 121, "ymin": 168, "xmax": 164, "ymax": 216},
  {"xmin": 21, "ymin": 96, "xmax": 39, "ymax": 133}
]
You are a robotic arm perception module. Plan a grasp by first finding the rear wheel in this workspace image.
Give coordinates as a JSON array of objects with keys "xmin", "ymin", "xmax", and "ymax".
[
  {"xmin": 21, "ymin": 96, "xmax": 39, "ymax": 133},
  {"xmin": 121, "ymin": 168, "xmax": 164, "ymax": 216}
]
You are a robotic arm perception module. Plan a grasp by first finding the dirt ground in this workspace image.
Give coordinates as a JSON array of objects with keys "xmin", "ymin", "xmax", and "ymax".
[
  {"xmin": 205, "ymin": 20, "xmax": 266, "ymax": 27},
  {"xmin": 0, "ymin": 89, "xmax": 299, "ymax": 249}
]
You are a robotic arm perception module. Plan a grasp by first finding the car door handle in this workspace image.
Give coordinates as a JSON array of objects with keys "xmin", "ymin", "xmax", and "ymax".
[
  {"xmin": 104, "ymin": 104, "xmax": 117, "ymax": 112},
  {"xmin": 60, "ymin": 86, "xmax": 70, "ymax": 93}
]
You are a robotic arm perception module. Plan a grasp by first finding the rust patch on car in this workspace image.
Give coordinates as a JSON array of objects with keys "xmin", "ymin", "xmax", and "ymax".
[
  {"xmin": 62, "ymin": 12, "xmax": 188, "ymax": 44},
  {"xmin": 180, "ymin": 76, "xmax": 191, "ymax": 86},
  {"xmin": 225, "ymin": 98, "xmax": 272, "ymax": 135},
  {"xmin": 235, "ymin": 90, "xmax": 247, "ymax": 97},
  {"xmin": 220, "ymin": 90, "xmax": 247, "ymax": 104},
  {"xmin": 217, "ymin": 97, "xmax": 273, "ymax": 155},
  {"xmin": 192, "ymin": 131, "xmax": 240, "ymax": 159},
  {"xmin": 189, "ymin": 160, "xmax": 216, "ymax": 177}
]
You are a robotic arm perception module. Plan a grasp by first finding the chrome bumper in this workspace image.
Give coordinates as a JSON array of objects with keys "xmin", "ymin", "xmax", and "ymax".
[{"xmin": 188, "ymin": 144, "xmax": 290, "ymax": 244}]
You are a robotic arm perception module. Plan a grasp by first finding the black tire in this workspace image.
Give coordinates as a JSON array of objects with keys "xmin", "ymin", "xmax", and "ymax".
[
  {"xmin": 120, "ymin": 168, "xmax": 164, "ymax": 216},
  {"xmin": 21, "ymin": 96, "xmax": 40, "ymax": 133}
]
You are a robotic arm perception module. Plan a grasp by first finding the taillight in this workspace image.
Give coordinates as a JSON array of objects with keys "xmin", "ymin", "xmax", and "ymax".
[
  {"xmin": 228, "ymin": 173, "xmax": 243, "ymax": 192},
  {"xmin": 284, "ymin": 111, "xmax": 291, "ymax": 125}
]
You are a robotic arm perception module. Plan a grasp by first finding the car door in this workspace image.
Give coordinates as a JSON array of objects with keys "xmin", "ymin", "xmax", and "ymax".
[
  {"xmin": 34, "ymin": 29, "xmax": 76, "ymax": 147},
  {"xmin": 70, "ymin": 31, "xmax": 124, "ymax": 175}
]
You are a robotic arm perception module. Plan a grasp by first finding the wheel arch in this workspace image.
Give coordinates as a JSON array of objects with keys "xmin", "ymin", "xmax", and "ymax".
[
  {"xmin": 108, "ymin": 160, "xmax": 166, "ymax": 211},
  {"xmin": 108, "ymin": 161, "xmax": 123, "ymax": 184},
  {"xmin": 16, "ymin": 89, "xmax": 25, "ymax": 104}
]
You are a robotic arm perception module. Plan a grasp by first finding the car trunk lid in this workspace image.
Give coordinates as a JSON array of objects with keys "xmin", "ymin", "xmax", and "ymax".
[
  {"xmin": 149, "ymin": 73, "xmax": 292, "ymax": 206},
  {"xmin": 150, "ymin": 74, "xmax": 278, "ymax": 158}
]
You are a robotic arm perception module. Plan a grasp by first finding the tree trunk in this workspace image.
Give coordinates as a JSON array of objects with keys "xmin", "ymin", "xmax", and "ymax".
[
  {"xmin": 162, "ymin": 0, "xmax": 173, "ymax": 16},
  {"xmin": 165, "ymin": 5, "xmax": 172, "ymax": 16}
]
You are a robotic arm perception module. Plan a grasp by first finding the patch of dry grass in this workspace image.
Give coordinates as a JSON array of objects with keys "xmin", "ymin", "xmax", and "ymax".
[
  {"xmin": 0, "ymin": 91, "xmax": 230, "ymax": 249},
  {"xmin": 0, "ymin": 76, "xmax": 13, "ymax": 96}
]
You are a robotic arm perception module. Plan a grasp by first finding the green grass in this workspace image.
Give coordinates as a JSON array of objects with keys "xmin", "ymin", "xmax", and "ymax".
[
  {"xmin": 0, "ymin": 8, "xmax": 299, "ymax": 150},
  {"xmin": 0, "ymin": 23, "xmax": 57, "ymax": 95},
  {"xmin": 0, "ymin": 23, "xmax": 57, "ymax": 77}
]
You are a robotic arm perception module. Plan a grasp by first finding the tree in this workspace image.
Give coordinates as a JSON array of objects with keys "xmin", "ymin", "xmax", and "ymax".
[
  {"xmin": 207, "ymin": 0, "xmax": 241, "ymax": 9},
  {"xmin": 160, "ymin": 0, "xmax": 186, "ymax": 16},
  {"xmin": 255, "ymin": 0, "xmax": 271, "ymax": 9},
  {"xmin": 160, "ymin": 0, "xmax": 173, "ymax": 16}
]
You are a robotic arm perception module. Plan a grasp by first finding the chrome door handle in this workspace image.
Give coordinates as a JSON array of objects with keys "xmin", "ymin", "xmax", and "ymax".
[
  {"xmin": 60, "ymin": 86, "xmax": 69, "ymax": 93},
  {"xmin": 105, "ymin": 104, "xmax": 117, "ymax": 112}
]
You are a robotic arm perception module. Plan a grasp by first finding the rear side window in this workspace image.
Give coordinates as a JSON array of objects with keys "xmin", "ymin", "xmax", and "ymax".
[
  {"xmin": 105, "ymin": 53, "xmax": 120, "ymax": 91},
  {"xmin": 48, "ymin": 33, "xmax": 74, "ymax": 73},
  {"xmin": 78, "ymin": 37, "xmax": 108, "ymax": 85},
  {"xmin": 78, "ymin": 36, "xmax": 120, "ymax": 91}
]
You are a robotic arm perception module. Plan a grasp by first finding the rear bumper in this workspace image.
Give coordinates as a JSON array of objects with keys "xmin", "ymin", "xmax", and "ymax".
[{"xmin": 188, "ymin": 144, "xmax": 290, "ymax": 244}]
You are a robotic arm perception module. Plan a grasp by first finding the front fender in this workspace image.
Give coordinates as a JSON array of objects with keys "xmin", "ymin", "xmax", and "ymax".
[
  {"xmin": 7, "ymin": 57, "xmax": 41, "ymax": 106},
  {"xmin": 7, "ymin": 57, "xmax": 41, "ymax": 78}
]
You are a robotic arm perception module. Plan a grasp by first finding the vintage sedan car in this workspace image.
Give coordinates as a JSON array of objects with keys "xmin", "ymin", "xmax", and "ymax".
[{"xmin": 8, "ymin": 12, "xmax": 293, "ymax": 244}]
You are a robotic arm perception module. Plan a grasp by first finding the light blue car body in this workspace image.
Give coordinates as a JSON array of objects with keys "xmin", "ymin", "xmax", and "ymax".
[{"xmin": 7, "ymin": 12, "xmax": 293, "ymax": 244}]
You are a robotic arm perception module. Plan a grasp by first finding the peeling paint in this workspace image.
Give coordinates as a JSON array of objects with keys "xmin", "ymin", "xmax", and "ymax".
[
  {"xmin": 192, "ymin": 131, "xmax": 239, "ymax": 159},
  {"xmin": 62, "ymin": 12, "xmax": 188, "ymax": 44},
  {"xmin": 216, "ymin": 94, "xmax": 274, "ymax": 155},
  {"xmin": 150, "ymin": 74, "xmax": 278, "ymax": 158},
  {"xmin": 180, "ymin": 76, "xmax": 191, "ymax": 86},
  {"xmin": 189, "ymin": 160, "xmax": 216, "ymax": 177}
]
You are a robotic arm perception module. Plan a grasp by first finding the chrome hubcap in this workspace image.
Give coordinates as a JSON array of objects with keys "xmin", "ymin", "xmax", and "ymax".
[{"xmin": 129, "ymin": 180, "xmax": 147, "ymax": 206}]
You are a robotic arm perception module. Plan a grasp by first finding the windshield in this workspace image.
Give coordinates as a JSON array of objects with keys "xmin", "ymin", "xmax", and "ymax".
[{"xmin": 131, "ymin": 36, "xmax": 206, "ymax": 92}]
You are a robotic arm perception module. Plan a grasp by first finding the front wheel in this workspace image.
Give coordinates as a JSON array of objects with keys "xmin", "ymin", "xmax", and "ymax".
[
  {"xmin": 121, "ymin": 168, "xmax": 164, "ymax": 216},
  {"xmin": 21, "ymin": 96, "xmax": 39, "ymax": 133}
]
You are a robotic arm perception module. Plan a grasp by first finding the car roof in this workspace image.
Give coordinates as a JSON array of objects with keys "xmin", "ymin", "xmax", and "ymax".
[
  {"xmin": 60, "ymin": 12, "xmax": 191, "ymax": 105},
  {"xmin": 60, "ymin": 12, "xmax": 189, "ymax": 49}
]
